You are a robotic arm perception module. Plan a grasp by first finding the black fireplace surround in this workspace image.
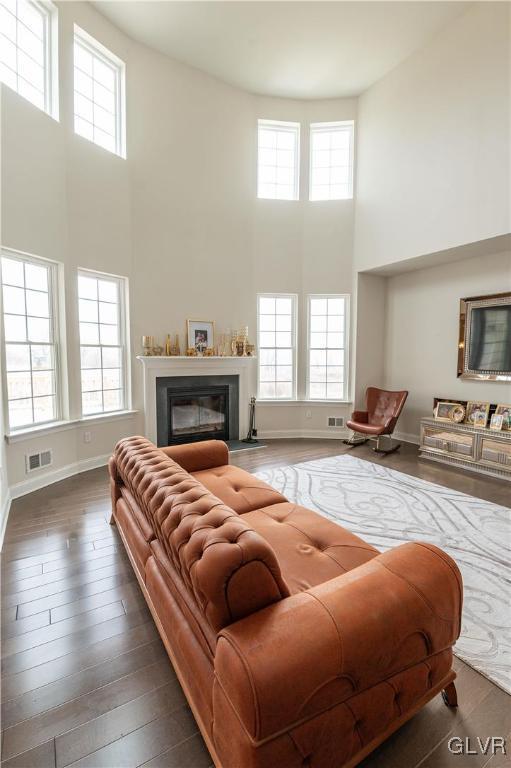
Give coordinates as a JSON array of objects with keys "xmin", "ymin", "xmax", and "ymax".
[{"xmin": 156, "ymin": 375, "xmax": 239, "ymax": 447}]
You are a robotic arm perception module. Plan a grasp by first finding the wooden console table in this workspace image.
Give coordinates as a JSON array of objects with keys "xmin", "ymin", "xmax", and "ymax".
[{"xmin": 419, "ymin": 417, "xmax": 511, "ymax": 481}]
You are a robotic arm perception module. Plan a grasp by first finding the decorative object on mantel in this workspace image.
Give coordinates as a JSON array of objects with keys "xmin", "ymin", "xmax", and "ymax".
[
  {"xmin": 242, "ymin": 396, "xmax": 259, "ymax": 444},
  {"xmin": 142, "ymin": 335, "xmax": 155, "ymax": 355},
  {"xmin": 496, "ymin": 403, "xmax": 511, "ymax": 431},
  {"xmin": 465, "ymin": 401, "xmax": 490, "ymax": 428},
  {"xmin": 420, "ymin": 415, "xmax": 511, "ymax": 480},
  {"xmin": 186, "ymin": 347, "xmax": 198, "ymax": 356},
  {"xmin": 187, "ymin": 319, "xmax": 214, "ymax": 355},
  {"xmin": 165, "ymin": 334, "xmax": 172, "ymax": 356}
]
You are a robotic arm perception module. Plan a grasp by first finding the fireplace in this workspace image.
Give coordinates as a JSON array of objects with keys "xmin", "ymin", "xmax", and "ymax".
[{"xmin": 156, "ymin": 375, "xmax": 239, "ymax": 446}]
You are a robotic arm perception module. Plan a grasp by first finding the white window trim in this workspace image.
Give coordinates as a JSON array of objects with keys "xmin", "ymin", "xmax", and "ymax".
[
  {"xmin": 306, "ymin": 293, "xmax": 350, "ymax": 401},
  {"xmin": 1, "ymin": 0, "xmax": 59, "ymax": 119},
  {"xmin": 257, "ymin": 119, "xmax": 300, "ymax": 201},
  {"xmin": 309, "ymin": 121, "xmax": 354, "ymax": 202},
  {"xmin": 78, "ymin": 267, "xmax": 131, "ymax": 418},
  {"xmin": 0, "ymin": 246, "xmax": 63, "ymax": 432},
  {"xmin": 257, "ymin": 292, "xmax": 298, "ymax": 401},
  {"xmin": 73, "ymin": 24, "xmax": 126, "ymax": 158}
]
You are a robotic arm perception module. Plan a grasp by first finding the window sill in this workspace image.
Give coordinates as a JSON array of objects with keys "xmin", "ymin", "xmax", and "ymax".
[
  {"xmin": 5, "ymin": 410, "xmax": 138, "ymax": 444},
  {"xmin": 257, "ymin": 400, "xmax": 352, "ymax": 407}
]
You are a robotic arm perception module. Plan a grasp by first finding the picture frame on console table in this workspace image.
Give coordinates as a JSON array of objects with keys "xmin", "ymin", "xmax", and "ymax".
[
  {"xmin": 187, "ymin": 319, "xmax": 215, "ymax": 354},
  {"xmin": 495, "ymin": 404, "xmax": 511, "ymax": 431},
  {"xmin": 465, "ymin": 401, "xmax": 490, "ymax": 428}
]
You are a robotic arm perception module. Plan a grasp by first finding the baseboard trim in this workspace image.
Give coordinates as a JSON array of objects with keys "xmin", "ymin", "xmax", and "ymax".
[
  {"xmin": 393, "ymin": 430, "xmax": 420, "ymax": 445},
  {"xmin": 9, "ymin": 453, "xmax": 111, "ymax": 500},
  {"xmin": 259, "ymin": 429, "xmax": 349, "ymax": 440},
  {"xmin": 0, "ymin": 491, "xmax": 12, "ymax": 549}
]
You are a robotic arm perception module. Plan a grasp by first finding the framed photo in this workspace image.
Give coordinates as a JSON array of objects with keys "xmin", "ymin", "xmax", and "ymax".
[
  {"xmin": 490, "ymin": 414, "xmax": 504, "ymax": 431},
  {"xmin": 435, "ymin": 401, "xmax": 456, "ymax": 421},
  {"xmin": 465, "ymin": 401, "xmax": 490, "ymax": 428},
  {"xmin": 187, "ymin": 319, "xmax": 214, "ymax": 354},
  {"xmin": 495, "ymin": 404, "xmax": 511, "ymax": 431}
]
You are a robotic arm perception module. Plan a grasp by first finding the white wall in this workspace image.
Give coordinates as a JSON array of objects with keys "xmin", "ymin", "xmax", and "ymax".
[
  {"xmin": 385, "ymin": 250, "xmax": 511, "ymax": 440},
  {"xmin": 1, "ymin": 1, "xmax": 355, "ymax": 490},
  {"xmin": 354, "ymin": 2, "xmax": 510, "ymax": 273}
]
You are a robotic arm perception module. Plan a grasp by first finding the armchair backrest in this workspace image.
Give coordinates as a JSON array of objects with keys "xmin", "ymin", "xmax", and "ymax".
[{"xmin": 366, "ymin": 387, "xmax": 408, "ymax": 432}]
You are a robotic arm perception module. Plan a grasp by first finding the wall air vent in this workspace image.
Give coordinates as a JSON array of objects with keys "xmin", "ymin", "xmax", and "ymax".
[
  {"xmin": 26, "ymin": 450, "xmax": 53, "ymax": 473},
  {"xmin": 327, "ymin": 417, "xmax": 345, "ymax": 428}
]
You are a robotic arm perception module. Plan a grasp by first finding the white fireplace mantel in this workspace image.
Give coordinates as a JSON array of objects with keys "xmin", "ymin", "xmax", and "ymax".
[{"xmin": 137, "ymin": 356, "xmax": 257, "ymax": 443}]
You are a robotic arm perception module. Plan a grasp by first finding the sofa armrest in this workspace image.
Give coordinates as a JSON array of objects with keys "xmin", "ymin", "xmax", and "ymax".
[
  {"xmin": 351, "ymin": 410, "xmax": 369, "ymax": 423},
  {"xmin": 214, "ymin": 542, "xmax": 462, "ymax": 741},
  {"xmin": 160, "ymin": 439, "xmax": 229, "ymax": 472}
]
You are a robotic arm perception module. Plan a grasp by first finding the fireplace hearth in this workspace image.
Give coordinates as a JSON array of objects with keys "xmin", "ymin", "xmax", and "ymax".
[{"xmin": 156, "ymin": 375, "xmax": 239, "ymax": 446}]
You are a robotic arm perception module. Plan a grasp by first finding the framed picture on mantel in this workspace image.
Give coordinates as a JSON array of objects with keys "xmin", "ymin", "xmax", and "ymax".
[{"xmin": 187, "ymin": 319, "xmax": 215, "ymax": 354}]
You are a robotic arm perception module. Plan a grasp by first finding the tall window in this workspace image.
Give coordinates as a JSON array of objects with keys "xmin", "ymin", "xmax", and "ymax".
[
  {"xmin": 1, "ymin": 250, "xmax": 60, "ymax": 430},
  {"xmin": 78, "ymin": 270, "xmax": 128, "ymax": 416},
  {"xmin": 73, "ymin": 25, "xmax": 125, "ymax": 157},
  {"xmin": 258, "ymin": 294, "xmax": 296, "ymax": 400},
  {"xmin": 309, "ymin": 122, "xmax": 354, "ymax": 201},
  {"xmin": 257, "ymin": 120, "xmax": 300, "ymax": 201},
  {"xmin": 0, "ymin": 0, "xmax": 57, "ymax": 116},
  {"xmin": 308, "ymin": 295, "xmax": 348, "ymax": 400}
]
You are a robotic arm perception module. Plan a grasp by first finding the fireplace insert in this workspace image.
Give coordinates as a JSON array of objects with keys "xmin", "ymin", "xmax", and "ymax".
[{"xmin": 169, "ymin": 387, "xmax": 229, "ymax": 443}]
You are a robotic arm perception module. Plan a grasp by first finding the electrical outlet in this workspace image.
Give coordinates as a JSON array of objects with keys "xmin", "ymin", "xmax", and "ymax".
[
  {"xmin": 305, "ymin": 410, "xmax": 312, "ymax": 419},
  {"xmin": 83, "ymin": 431, "xmax": 92, "ymax": 444}
]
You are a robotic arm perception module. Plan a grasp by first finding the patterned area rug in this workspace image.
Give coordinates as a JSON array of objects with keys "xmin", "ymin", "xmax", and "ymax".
[{"xmin": 256, "ymin": 454, "xmax": 511, "ymax": 694}]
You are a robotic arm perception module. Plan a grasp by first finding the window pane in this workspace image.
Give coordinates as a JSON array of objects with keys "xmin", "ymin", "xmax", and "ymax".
[
  {"xmin": 276, "ymin": 349, "xmax": 292, "ymax": 365},
  {"xmin": 4, "ymin": 314, "xmax": 27, "ymax": 342},
  {"xmin": 7, "ymin": 371, "xmax": 31, "ymax": 399},
  {"xmin": 33, "ymin": 395, "xmax": 55, "ymax": 423},
  {"xmin": 103, "ymin": 389, "xmax": 121, "ymax": 411},
  {"xmin": 259, "ymin": 382, "xmax": 276, "ymax": 399},
  {"xmin": 31, "ymin": 345, "xmax": 53, "ymax": 370},
  {"xmin": 32, "ymin": 370, "xmax": 54, "ymax": 396},
  {"xmin": 3, "ymin": 285, "xmax": 25, "ymax": 314},
  {"xmin": 82, "ymin": 390, "xmax": 103, "ymax": 415},
  {"xmin": 25, "ymin": 263, "xmax": 48, "ymax": 291},
  {"xmin": 259, "ymin": 297, "xmax": 275, "ymax": 314},
  {"xmin": 80, "ymin": 322, "xmax": 99, "ymax": 344},
  {"xmin": 81, "ymin": 369, "xmax": 102, "ymax": 392},
  {"xmin": 26, "ymin": 289, "xmax": 49, "ymax": 317},
  {"xmin": 1, "ymin": 257, "xmax": 24, "ymax": 286},
  {"xmin": 100, "ymin": 324, "xmax": 119, "ymax": 345},
  {"xmin": 260, "ymin": 349, "xmax": 275, "ymax": 365},
  {"xmin": 310, "ymin": 298, "xmax": 327, "ymax": 315},
  {"xmin": 102, "ymin": 346, "xmax": 121, "ymax": 368},
  {"xmin": 79, "ymin": 298, "xmax": 98, "ymax": 322},
  {"xmin": 99, "ymin": 301, "xmax": 117, "ymax": 324},
  {"xmin": 102, "ymin": 368, "xmax": 120, "ymax": 390},
  {"xmin": 81, "ymin": 346, "xmax": 101, "ymax": 368},
  {"xmin": 9, "ymin": 398, "xmax": 33, "ymax": 428},
  {"xmin": 276, "ymin": 382, "xmax": 292, "ymax": 399},
  {"xmin": 6, "ymin": 343, "xmax": 30, "ymax": 371},
  {"xmin": 310, "ymin": 383, "xmax": 326, "ymax": 399},
  {"xmin": 27, "ymin": 317, "xmax": 50, "ymax": 343},
  {"xmin": 276, "ymin": 298, "xmax": 292, "ymax": 315},
  {"xmin": 78, "ymin": 275, "xmax": 97, "ymax": 300},
  {"xmin": 259, "ymin": 315, "xmax": 275, "ymax": 332}
]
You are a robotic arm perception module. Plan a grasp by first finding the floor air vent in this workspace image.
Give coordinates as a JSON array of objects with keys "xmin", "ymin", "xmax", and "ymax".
[
  {"xmin": 26, "ymin": 450, "xmax": 53, "ymax": 473},
  {"xmin": 327, "ymin": 417, "xmax": 345, "ymax": 428}
]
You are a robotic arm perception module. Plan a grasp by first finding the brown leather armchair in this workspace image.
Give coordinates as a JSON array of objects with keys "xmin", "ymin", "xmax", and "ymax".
[{"xmin": 345, "ymin": 386, "xmax": 408, "ymax": 454}]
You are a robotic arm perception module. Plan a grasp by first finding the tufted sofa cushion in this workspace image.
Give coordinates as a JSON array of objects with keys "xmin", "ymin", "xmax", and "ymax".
[
  {"xmin": 113, "ymin": 436, "xmax": 290, "ymax": 633},
  {"xmin": 243, "ymin": 502, "xmax": 379, "ymax": 593},
  {"xmin": 192, "ymin": 464, "xmax": 288, "ymax": 515}
]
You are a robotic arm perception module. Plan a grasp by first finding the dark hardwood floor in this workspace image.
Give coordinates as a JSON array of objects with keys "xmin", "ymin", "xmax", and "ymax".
[{"xmin": 1, "ymin": 439, "xmax": 509, "ymax": 767}]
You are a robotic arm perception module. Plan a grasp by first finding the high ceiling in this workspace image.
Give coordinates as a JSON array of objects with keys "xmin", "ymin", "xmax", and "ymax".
[{"xmin": 93, "ymin": 1, "xmax": 471, "ymax": 100}]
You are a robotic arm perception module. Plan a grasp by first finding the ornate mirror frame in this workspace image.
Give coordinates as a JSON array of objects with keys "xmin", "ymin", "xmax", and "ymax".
[{"xmin": 457, "ymin": 291, "xmax": 511, "ymax": 381}]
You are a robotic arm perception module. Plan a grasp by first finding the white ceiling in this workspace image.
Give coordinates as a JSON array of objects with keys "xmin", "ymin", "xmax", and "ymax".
[{"xmin": 93, "ymin": 1, "xmax": 470, "ymax": 100}]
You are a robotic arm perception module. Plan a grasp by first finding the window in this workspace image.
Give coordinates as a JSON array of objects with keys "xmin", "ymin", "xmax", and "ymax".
[
  {"xmin": 258, "ymin": 294, "xmax": 296, "ymax": 400},
  {"xmin": 73, "ymin": 25, "xmax": 125, "ymax": 157},
  {"xmin": 309, "ymin": 122, "xmax": 354, "ymax": 201},
  {"xmin": 308, "ymin": 295, "xmax": 348, "ymax": 400},
  {"xmin": 78, "ymin": 270, "xmax": 128, "ymax": 416},
  {"xmin": 0, "ymin": 0, "xmax": 57, "ymax": 116},
  {"xmin": 257, "ymin": 120, "xmax": 299, "ymax": 200},
  {"xmin": 1, "ymin": 250, "xmax": 60, "ymax": 430}
]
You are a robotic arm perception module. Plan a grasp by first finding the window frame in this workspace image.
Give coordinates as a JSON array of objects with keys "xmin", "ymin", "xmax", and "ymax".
[
  {"xmin": 306, "ymin": 293, "xmax": 350, "ymax": 402},
  {"xmin": 257, "ymin": 292, "xmax": 298, "ymax": 401},
  {"xmin": 77, "ymin": 267, "xmax": 130, "ymax": 418},
  {"xmin": 73, "ymin": 24, "xmax": 126, "ymax": 158},
  {"xmin": 0, "ymin": 0, "xmax": 59, "ymax": 119},
  {"xmin": 0, "ymin": 247, "xmax": 63, "ymax": 432},
  {"xmin": 257, "ymin": 119, "xmax": 300, "ymax": 201},
  {"xmin": 309, "ymin": 121, "xmax": 354, "ymax": 202}
]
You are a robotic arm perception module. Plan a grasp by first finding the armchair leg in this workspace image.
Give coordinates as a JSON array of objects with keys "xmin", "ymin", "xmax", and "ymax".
[
  {"xmin": 343, "ymin": 434, "xmax": 368, "ymax": 447},
  {"xmin": 373, "ymin": 434, "xmax": 401, "ymax": 455},
  {"xmin": 442, "ymin": 682, "xmax": 458, "ymax": 708}
]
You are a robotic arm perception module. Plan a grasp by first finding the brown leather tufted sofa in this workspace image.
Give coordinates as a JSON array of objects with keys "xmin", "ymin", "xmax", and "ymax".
[{"xmin": 109, "ymin": 436, "xmax": 463, "ymax": 768}]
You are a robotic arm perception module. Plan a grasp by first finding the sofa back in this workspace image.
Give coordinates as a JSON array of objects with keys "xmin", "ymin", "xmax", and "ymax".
[{"xmin": 113, "ymin": 436, "xmax": 289, "ymax": 632}]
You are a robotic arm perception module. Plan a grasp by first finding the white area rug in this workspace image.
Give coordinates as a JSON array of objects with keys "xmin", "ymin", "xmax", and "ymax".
[{"xmin": 255, "ymin": 454, "xmax": 511, "ymax": 694}]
